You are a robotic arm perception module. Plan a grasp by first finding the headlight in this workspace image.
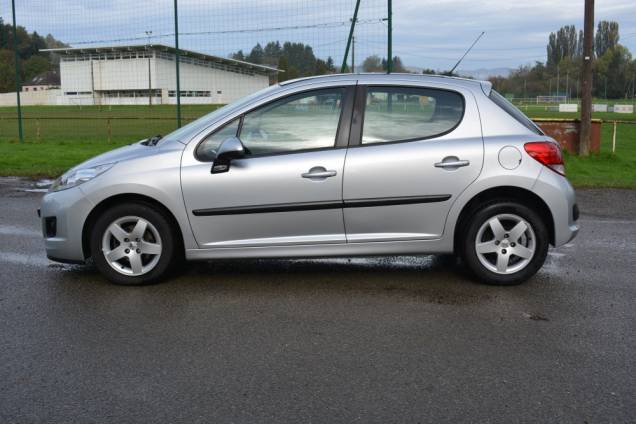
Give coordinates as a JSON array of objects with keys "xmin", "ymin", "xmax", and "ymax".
[{"xmin": 49, "ymin": 163, "xmax": 115, "ymax": 192}]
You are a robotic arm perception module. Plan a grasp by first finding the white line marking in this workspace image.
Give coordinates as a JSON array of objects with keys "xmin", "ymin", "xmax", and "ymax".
[
  {"xmin": 0, "ymin": 251, "xmax": 50, "ymax": 266},
  {"xmin": 0, "ymin": 225, "xmax": 41, "ymax": 237},
  {"xmin": 579, "ymin": 219, "xmax": 636, "ymax": 225}
]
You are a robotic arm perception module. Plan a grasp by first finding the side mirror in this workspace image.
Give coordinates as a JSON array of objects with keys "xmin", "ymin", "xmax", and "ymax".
[{"xmin": 211, "ymin": 136, "xmax": 245, "ymax": 174}]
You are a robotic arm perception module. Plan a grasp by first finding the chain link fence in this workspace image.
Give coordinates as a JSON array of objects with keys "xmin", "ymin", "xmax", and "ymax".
[{"xmin": 0, "ymin": 0, "xmax": 390, "ymax": 144}]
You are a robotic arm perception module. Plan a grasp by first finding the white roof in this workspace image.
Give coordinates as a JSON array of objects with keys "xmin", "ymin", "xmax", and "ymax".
[{"xmin": 41, "ymin": 44, "xmax": 280, "ymax": 74}]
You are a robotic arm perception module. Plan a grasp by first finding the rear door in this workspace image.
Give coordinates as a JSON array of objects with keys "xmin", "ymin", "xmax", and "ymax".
[{"xmin": 342, "ymin": 82, "xmax": 483, "ymax": 242}]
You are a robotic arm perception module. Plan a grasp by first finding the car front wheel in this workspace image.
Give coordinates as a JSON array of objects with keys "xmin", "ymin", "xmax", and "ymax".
[
  {"xmin": 90, "ymin": 203, "xmax": 179, "ymax": 285},
  {"xmin": 461, "ymin": 201, "xmax": 549, "ymax": 285}
]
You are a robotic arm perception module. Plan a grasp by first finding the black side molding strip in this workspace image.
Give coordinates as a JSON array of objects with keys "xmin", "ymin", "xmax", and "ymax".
[
  {"xmin": 192, "ymin": 195, "xmax": 451, "ymax": 216},
  {"xmin": 343, "ymin": 195, "xmax": 451, "ymax": 208},
  {"xmin": 193, "ymin": 200, "xmax": 342, "ymax": 216}
]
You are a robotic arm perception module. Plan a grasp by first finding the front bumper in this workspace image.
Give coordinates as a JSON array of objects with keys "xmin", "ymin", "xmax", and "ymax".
[{"xmin": 40, "ymin": 186, "xmax": 95, "ymax": 263}]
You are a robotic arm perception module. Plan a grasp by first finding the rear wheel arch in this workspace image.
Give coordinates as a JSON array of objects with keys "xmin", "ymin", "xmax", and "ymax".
[
  {"xmin": 453, "ymin": 186, "xmax": 555, "ymax": 252},
  {"xmin": 82, "ymin": 194, "xmax": 184, "ymax": 260}
]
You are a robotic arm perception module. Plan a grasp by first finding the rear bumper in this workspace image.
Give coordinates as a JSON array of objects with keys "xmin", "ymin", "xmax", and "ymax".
[
  {"xmin": 533, "ymin": 168, "xmax": 579, "ymax": 247},
  {"xmin": 40, "ymin": 186, "xmax": 94, "ymax": 263}
]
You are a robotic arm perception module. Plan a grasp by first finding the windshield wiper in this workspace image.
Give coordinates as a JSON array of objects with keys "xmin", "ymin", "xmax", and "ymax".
[{"xmin": 142, "ymin": 134, "xmax": 163, "ymax": 146}]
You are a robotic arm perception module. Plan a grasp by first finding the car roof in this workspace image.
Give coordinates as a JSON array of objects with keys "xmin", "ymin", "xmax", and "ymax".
[{"xmin": 279, "ymin": 73, "xmax": 491, "ymax": 93}]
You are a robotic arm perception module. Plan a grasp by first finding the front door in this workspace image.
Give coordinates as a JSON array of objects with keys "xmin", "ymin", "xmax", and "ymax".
[
  {"xmin": 181, "ymin": 86, "xmax": 354, "ymax": 248},
  {"xmin": 342, "ymin": 84, "xmax": 484, "ymax": 242}
]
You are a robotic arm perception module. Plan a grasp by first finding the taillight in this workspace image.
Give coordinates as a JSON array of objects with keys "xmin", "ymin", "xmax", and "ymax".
[{"xmin": 524, "ymin": 142, "xmax": 565, "ymax": 176}]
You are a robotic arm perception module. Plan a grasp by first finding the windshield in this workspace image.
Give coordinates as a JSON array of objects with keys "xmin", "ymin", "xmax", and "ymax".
[
  {"xmin": 489, "ymin": 90, "xmax": 543, "ymax": 136},
  {"xmin": 160, "ymin": 84, "xmax": 281, "ymax": 144}
]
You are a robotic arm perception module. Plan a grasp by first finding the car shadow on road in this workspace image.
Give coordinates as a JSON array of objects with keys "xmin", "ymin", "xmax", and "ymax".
[{"xmin": 46, "ymin": 253, "xmax": 559, "ymax": 311}]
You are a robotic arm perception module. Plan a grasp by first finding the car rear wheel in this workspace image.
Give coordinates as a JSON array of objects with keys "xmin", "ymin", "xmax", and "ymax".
[
  {"xmin": 461, "ymin": 201, "xmax": 549, "ymax": 285},
  {"xmin": 90, "ymin": 203, "xmax": 178, "ymax": 285}
]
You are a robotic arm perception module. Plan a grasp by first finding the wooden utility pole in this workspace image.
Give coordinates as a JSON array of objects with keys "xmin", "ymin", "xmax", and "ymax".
[{"xmin": 579, "ymin": 0, "xmax": 594, "ymax": 156}]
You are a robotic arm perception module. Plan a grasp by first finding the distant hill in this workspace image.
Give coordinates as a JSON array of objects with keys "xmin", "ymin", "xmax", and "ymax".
[
  {"xmin": 459, "ymin": 68, "xmax": 512, "ymax": 80},
  {"xmin": 404, "ymin": 66, "xmax": 512, "ymax": 80}
]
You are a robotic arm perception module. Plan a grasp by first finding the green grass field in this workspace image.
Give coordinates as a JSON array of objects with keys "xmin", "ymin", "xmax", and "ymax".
[{"xmin": 1, "ymin": 103, "xmax": 635, "ymax": 187}]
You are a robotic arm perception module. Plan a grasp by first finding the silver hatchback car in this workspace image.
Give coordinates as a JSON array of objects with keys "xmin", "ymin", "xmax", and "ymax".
[{"xmin": 40, "ymin": 74, "xmax": 579, "ymax": 285}]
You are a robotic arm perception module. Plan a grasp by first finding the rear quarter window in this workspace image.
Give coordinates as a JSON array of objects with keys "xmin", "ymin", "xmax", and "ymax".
[{"xmin": 489, "ymin": 90, "xmax": 543, "ymax": 135}]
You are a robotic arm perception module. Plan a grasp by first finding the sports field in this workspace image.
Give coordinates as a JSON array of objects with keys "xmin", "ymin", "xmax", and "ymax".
[{"xmin": 1, "ymin": 103, "xmax": 635, "ymax": 187}]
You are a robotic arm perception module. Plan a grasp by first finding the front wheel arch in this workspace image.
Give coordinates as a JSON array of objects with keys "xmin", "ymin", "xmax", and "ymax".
[
  {"xmin": 82, "ymin": 194, "xmax": 184, "ymax": 260},
  {"xmin": 453, "ymin": 186, "xmax": 555, "ymax": 254}
]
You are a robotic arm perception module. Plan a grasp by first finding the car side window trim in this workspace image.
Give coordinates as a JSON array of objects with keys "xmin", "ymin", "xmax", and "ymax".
[
  {"xmin": 194, "ymin": 117, "xmax": 241, "ymax": 162},
  {"xmin": 348, "ymin": 84, "xmax": 466, "ymax": 148},
  {"xmin": 193, "ymin": 85, "xmax": 356, "ymax": 162}
]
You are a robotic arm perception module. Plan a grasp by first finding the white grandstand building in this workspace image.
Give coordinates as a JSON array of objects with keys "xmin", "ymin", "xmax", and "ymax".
[{"xmin": 39, "ymin": 44, "xmax": 279, "ymax": 106}]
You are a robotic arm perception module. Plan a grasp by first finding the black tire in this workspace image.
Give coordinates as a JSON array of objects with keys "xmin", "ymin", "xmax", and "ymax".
[
  {"xmin": 90, "ymin": 202, "xmax": 180, "ymax": 285},
  {"xmin": 460, "ymin": 200, "xmax": 549, "ymax": 285}
]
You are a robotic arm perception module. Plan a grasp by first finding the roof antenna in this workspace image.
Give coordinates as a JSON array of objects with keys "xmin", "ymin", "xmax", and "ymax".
[{"xmin": 448, "ymin": 31, "xmax": 485, "ymax": 75}]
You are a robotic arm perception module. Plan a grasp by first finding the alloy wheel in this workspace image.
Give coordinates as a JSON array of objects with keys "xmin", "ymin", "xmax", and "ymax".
[
  {"xmin": 101, "ymin": 216, "xmax": 162, "ymax": 276},
  {"xmin": 474, "ymin": 213, "xmax": 536, "ymax": 275}
]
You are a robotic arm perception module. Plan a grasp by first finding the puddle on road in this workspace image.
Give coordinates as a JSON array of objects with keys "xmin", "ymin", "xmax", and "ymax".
[
  {"xmin": 0, "ymin": 251, "xmax": 84, "ymax": 272},
  {"xmin": 0, "ymin": 177, "xmax": 52, "ymax": 194},
  {"xmin": 290, "ymin": 256, "xmax": 437, "ymax": 270},
  {"xmin": 18, "ymin": 179, "xmax": 52, "ymax": 193},
  {"xmin": 21, "ymin": 188, "xmax": 49, "ymax": 193}
]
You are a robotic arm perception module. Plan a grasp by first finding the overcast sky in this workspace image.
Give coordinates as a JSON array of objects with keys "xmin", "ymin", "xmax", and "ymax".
[{"xmin": 3, "ymin": 0, "xmax": 636, "ymax": 72}]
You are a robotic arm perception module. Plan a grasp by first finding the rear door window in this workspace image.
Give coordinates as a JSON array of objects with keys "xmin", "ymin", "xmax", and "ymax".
[{"xmin": 361, "ymin": 86, "xmax": 464, "ymax": 144}]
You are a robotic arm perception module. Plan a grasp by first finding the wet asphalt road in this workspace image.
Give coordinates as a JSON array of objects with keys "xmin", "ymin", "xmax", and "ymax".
[{"xmin": 0, "ymin": 177, "xmax": 635, "ymax": 423}]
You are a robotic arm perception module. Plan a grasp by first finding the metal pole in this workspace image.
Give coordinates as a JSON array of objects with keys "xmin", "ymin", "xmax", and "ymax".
[
  {"xmin": 351, "ymin": 36, "xmax": 355, "ymax": 73},
  {"xmin": 612, "ymin": 121, "xmax": 617, "ymax": 154},
  {"xmin": 387, "ymin": 0, "xmax": 392, "ymax": 73},
  {"xmin": 579, "ymin": 0, "xmax": 594, "ymax": 156},
  {"xmin": 341, "ymin": 0, "xmax": 361, "ymax": 73},
  {"xmin": 11, "ymin": 0, "xmax": 23, "ymax": 143},
  {"xmin": 173, "ymin": 0, "xmax": 182, "ymax": 127},
  {"xmin": 90, "ymin": 59, "xmax": 96, "ymax": 106},
  {"xmin": 146, "ymin": 31, "xmax": 152, "ymax": 107}
]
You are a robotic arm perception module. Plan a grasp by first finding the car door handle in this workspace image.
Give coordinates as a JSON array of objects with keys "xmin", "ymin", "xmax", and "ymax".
[
  {"xmin": 302, "ymin": 167, "xmax": 337, "ymax": 179},
  {"xmin": 435, "ymin": 157, "xmax": 470, "ymax": 169}
]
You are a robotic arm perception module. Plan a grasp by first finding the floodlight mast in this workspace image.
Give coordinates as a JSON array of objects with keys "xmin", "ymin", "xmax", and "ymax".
[{"xmin": 449, "ymin": 31, "xmax": 485, "ymax": 75}]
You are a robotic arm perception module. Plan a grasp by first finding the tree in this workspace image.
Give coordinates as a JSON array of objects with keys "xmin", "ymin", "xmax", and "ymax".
[
  {"xmin": 362, "ymin": 55, "xmax": 408, "ymax": 73},
  {"xmin": 326, "ymin": 57, "xmax": 335, "ymax": 73},
  {"xmin": 247, "ymin": 43, "xmax": 264, "ymax": 64},
  {"xmin": 362, "ymin": 54, "xmax": 383, "ymax": 72},
  {"xmin": 0, "ymin": 49, "xmax": 15, "ymax": 92},
  {"xmin": 547, "ymin": 25, "xmax": 579, "ymax": 68},
  {"xmin": 0, "ymin": 20, "xmax": 66, "ymax": 92},
  {"xmin": 595, "ymin": 44, "xmax": 633, "ymax": 98},
  {"xmin": 23, "ymin": 55, "xmax": 50, "ymax": 81},
  {"xmin": 277, "ymin": 56, "xmax": 289, "ymax": 82},
  {"xmin": 231, "ymin": 50, "xmax": 245, "ymax": 61},
  {"xmin": 263, "ymin": 41, "xmax": 282, "ymax": 66},
  {"xmin": 390, "ymin": 56, "xmax": 407, "ymax": 73},
  {"xmin": 490, "ymin": 21, "xmax": 636, "ymax": 100},
  {"xmin": 595, "ymin": 21, "xmax": 619, "ymax": 58}
]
